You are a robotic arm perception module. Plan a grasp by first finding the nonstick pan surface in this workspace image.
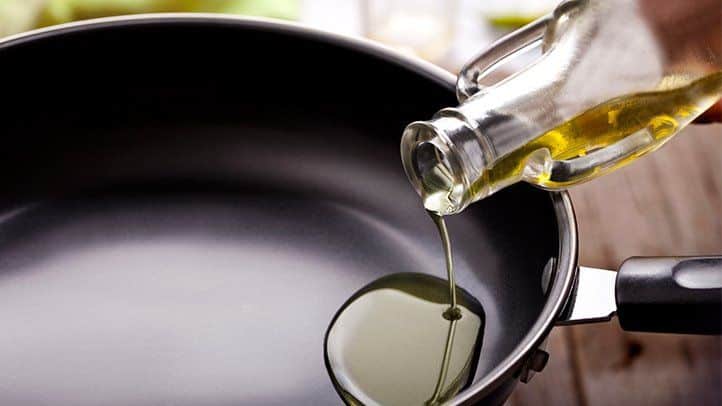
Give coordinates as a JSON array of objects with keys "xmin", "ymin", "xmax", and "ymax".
[{"xmin": 0, "ymin": 16, "xmax": 575, "ymax": 405}]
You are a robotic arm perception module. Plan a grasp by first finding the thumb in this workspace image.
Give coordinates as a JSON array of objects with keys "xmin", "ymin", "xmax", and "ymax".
[{"xmin": 695, "ymin": 101, "xmax": 722, "ymax": 124}]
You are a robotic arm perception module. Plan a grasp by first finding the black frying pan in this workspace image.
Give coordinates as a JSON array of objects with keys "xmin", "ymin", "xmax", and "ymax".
[{"xmin": 0, "ymin": 15, "xmax": 719, "ymax": 406}]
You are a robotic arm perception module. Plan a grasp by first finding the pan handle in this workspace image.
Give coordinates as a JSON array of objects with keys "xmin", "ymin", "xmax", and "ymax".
[
  {"xmin": 557, "ymin": 256, "xmax": 722, "ymax": 334},
  {"xmin": 615, "ymin": 256, "xmax": 722, "ymax": 334}
]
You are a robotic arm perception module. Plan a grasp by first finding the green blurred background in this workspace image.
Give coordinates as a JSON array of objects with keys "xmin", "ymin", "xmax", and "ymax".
[
  {"xmin": 0, "ymin": 0, "xmax": 299, "ymax": 37},
  {"xmin": 0, "ymin": 0, "xmax": 554, "ymax": 71}
]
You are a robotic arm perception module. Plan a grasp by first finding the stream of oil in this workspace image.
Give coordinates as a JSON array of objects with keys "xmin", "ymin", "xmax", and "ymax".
[{"xmin": 324, "ymin": 213, "xmax": 485, "ymax": 405}]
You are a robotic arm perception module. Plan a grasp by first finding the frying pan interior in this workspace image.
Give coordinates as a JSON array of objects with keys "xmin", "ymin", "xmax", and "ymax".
[{"xmin": 0, "ymin": 18, "xmax": 559, "ymax": 405}]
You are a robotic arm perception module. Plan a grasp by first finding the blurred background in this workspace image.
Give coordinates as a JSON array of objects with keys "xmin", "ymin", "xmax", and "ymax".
[
  {"xmin": 0, "ymin": 0, "xmax": 558, "ymax": 72},
  {"xmin": 1, "ymin": 1, "xmax": 720, "ymax": 405}
]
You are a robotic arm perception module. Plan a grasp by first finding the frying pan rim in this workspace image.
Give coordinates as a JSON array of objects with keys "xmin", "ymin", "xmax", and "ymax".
[{"xmin": 0, "ymin": 14, "xmax": 578, "ymax": 404}]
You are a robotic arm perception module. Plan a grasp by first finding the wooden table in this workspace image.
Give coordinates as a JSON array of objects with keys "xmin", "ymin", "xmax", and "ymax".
[{"xmin": 508, "ymin": 124, "xmax": 722, "ymax": 405}]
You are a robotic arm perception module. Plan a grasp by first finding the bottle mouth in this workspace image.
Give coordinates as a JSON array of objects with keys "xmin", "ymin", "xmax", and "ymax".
[{"xmin": 401, "ymin": 121, "xmax": 467, "ymax": 215}]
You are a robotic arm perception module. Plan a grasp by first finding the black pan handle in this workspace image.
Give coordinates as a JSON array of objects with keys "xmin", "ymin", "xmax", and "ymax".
[{"xmin": 616, "ymin": 256, "xmax": 722, "ymax": 334}]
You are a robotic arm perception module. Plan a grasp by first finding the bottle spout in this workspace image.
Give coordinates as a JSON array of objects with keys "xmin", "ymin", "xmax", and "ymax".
[{"xmin": 401, "ymin": 114, "xmax": 489, "ymax": 215}]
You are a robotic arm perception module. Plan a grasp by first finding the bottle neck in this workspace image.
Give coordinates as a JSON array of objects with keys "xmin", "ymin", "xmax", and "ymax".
[{"xmin": 401, "ymin": 110, "xmax": 495, "ymax": 215}]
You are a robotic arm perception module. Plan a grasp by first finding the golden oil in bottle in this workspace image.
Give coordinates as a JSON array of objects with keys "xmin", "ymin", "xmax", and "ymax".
[{"xmin": 465, "ymin": 71, "xmax": 722, "ymax": 204}]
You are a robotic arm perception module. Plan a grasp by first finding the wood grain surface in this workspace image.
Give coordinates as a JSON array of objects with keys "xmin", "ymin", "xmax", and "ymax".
[{"xmin": 508, "ymin": 124, "xmax": 722, "ymax": 405}]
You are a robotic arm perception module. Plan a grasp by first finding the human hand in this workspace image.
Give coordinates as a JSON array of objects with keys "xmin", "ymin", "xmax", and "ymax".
[
  {"xmin": 639, "ymin": 0, "xmax": 721, "ymax": 123},
  {"xmin": 696, "ymin": 102, "xmax": 722, "ymax": 123}
]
